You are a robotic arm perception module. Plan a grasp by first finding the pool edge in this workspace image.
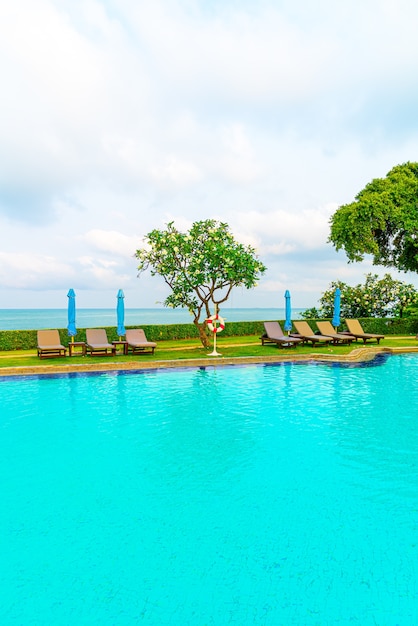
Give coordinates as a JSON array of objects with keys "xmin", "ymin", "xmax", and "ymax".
[{"xmin": 1, "ymin": 345, "xmax": 418, "ymax": 377}]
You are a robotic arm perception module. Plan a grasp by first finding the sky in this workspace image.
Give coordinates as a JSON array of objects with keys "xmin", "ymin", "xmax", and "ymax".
[{"xmin": 2, "ymin": 0, "xmax": 418, "ymax": 310}]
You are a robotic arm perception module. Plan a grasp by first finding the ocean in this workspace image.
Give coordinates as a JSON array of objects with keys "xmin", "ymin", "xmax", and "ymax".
[{"xmin": 0, "ymin": 308, "xmax": 306, "ymax": 331}]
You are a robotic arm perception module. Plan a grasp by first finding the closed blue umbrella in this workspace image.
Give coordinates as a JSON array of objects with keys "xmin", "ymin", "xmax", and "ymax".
[
  {"xmin": 284, "ymin": 289, "xmax": 292, "ymax": 333},
  {"xmin": 116, "ymin": 289, "xmax": 126, "ymax": 339},
  {"xmin": 67, "ymin": 289, "xmax": 77, "ymax": 341},
  {"xmin": 332, "ymin": 287, "xmax": 341, "ymax": 330}
]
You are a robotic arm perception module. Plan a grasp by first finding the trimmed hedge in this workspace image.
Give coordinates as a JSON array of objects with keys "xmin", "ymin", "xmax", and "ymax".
[
  {"xmin": 310, "ymin": 317, "xmax": 418, "ymax": 336},
  {"xmin": 0, "ymin": 321, "xmax": 266, "ymax": 351},
  {"xmin": 0, "ymin": 318, "xmax": 417, "ymax": 352}
]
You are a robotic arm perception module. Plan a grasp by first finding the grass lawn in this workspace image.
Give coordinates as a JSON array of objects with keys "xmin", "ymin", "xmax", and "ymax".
[{"xmin": 1, "ymin": 334, "xmax": 418, "ymax": 370}]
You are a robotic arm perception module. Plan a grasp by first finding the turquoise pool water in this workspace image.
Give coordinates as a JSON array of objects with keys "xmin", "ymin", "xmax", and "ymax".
[{"xmin": 1, "ymin": 355, "xmax": 418, "ymax": 625}]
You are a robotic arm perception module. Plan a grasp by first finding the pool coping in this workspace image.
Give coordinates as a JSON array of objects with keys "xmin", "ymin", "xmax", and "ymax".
[{"xmin": 1, "ymin": 345, "xmax": 418, "ymax": 377}]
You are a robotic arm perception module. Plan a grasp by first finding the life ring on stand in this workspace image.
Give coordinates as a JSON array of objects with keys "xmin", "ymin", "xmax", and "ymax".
[{"xmin": 206, "ymin": 314, "xmax": 225, "ymax": 334}]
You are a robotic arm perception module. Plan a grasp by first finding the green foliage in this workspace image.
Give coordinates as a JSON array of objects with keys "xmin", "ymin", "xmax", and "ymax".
[
  {"xmin": 0, "ymin": 330, "xmax": 38, "ymax": 351},
  {"xmin": 329, "ymin": 162, "xmax": 418, "ymax": 272},
  {"xmin": 132, "ymin": 321, "xmax": 265, "ymax": 341},
  {"xmin": 135, "ymin": 219, "xmax": 267, "ymax": 347},
  {"xmin": 300, "ymin": 307, "xmax": 321, "ymax": 320},
  {"xmin": 403, "ymin": 304, "xmax": 418, "ymax": 319},
  {"xmin": 345, "ymin": 317, "xmax": 418, "ymax": 335},
  {"xmin": 2, "ymin": 318, "xmax": 418, "ymax": 356},
  {"xmin": 302, "ymin": 273, "xmax": 418, "ymax": 319},
  {"xmin": 0, "ymin": 321, "xmax": 266, "ymax": 352},
  {"xmin": 296, "ymin": 317, "xmax": 412, "ymax": 335},
  {"xmin": 138, "ymin": 324, "xmax": 198, "ymax": 341},
  {"xmin": 215, "ymin": 320, "xmax": 265, "ymax": 337}
]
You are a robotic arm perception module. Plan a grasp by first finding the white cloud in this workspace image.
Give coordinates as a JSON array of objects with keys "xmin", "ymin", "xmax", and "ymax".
[
  {"xmin": 2, "ymin": 0, "xmax": 418, "ymax": 308},
  {"xmin": 0, "ymin": 252, "xmax": 76, "ymax": 289},
  {"xmin": 231, "ymin": 205, "xmax": 336, "ymax": 253},
  {"xmin": 149, "ymin": 157, "xmax": 202, "ymax": 186},
  {"xmin": 77, "ymin": 256, "xmax": 131, "ymax": 285},
  {"xmin": 126, "ymin": 1, "xmax": 331, "ymax": 106},
  {"xmin": 82, "ymin": 229, "xmax": 140, "ymax": 257}
]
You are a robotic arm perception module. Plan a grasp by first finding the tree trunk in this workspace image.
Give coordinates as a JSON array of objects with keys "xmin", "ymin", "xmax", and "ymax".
[{"xmin": 195, "ymin": 320, "xmax": 210, "ymax": 349}]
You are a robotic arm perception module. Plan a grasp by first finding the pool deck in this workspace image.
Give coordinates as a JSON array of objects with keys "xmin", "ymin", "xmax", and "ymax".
[{"xmin": 1, "ymin": 345, "xmax": 418, "ymax": 377}]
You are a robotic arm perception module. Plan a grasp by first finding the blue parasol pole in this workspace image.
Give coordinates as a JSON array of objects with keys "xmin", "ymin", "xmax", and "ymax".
[
  {"xmin": 284, "ymin": 290, "xmax": 292, "ymax": 335},
  {"xmin": 116, "ymin": 289, "xmax": 126, "ymax": 341},
  {"xmin": 332, "ymin": 288, "xmax": 341, "ymax": 331},
  {"xmin": 67, "ymin": 289, "xmax": 77, "ymax": 343}
]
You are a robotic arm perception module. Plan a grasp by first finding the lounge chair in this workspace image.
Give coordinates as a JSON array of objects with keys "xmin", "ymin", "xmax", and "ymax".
[
  {"xmin": 292, "ymin": 321, "xmax": 333, "ymax": 347},
  {"xmin": 345, "ymin": 319, "xmax": 384, "ymax": 344},
  {"xmin": 126, "ymin": 329, "xmax": 157, "ymax": 355},
  {"xmin": 86, "ymin": 329, "xmax": 116, "ymax": 356},
  {"xmin": 261, "ymin": 321, "xmax": 302, "ymax": 349},
  {"xmin": 37, "ymin": 330, "xmax": 67, "ymax": 359},
  {"xmin": 316, "ymin": 321, "xmax": 355, "ymax": 345}
]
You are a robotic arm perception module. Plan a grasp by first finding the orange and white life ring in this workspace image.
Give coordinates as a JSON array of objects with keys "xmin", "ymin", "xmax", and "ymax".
[{"xmin": 206, "ymin": 314, "xmax": 225, "ymax": 334}]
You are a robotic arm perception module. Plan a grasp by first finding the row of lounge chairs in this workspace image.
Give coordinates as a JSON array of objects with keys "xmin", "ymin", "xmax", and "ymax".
[
  {"xmin": 84, "ymin": 329, "xmax": 156, "ymax": 356},
  {"xmin": 37, "ymin": 328, "xmax": 157, "ymax": 359},
  {"xmin": 261, "ymin": 319, "xmax": 384, "ymax": 349},
  {"xmin": 37, "ymin": 319, "xmax": 384, "ymax": 358}
]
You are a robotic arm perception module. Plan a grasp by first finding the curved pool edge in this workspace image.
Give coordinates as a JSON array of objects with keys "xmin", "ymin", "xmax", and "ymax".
[{"xmin": 1, "ymin": 345, "xmax": 418, "ymax": 377}]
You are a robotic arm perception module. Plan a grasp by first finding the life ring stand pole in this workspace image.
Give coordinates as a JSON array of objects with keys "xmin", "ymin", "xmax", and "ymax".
[
  {"xmin": 208, "ymin": 334, "xmax": 220, "ymax": 356},
  {"xmin": 206, "ymin": 304, "xmax": 224, "ymax": 357}
]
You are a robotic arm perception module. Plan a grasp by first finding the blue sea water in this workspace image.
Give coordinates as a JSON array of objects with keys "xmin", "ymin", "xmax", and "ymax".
[
  {"xmin": 1, "ymin": 355, "xmax": 418, "ymax": 624},
  {"xmin": 0, "ymin": 308, "xmax": 305, "ymax": 331}
]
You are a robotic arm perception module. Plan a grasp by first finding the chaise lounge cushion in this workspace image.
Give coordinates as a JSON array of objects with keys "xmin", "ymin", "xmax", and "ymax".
[
  {"xmin": 86, "ymin": 329, "xmax": 116, "ymax": 356},
  {"xmin": 293, "ymin": 321, "xmax": 333, "ymax": 347},
  {"xmin": 316, "ymin": 321, "xmax": 355, "ymax": 345},
  {"xmin": 345, "ymin": 319, "xmax": 384, "ymax": 344},
  {"xmin": 261, "ymin": 321, "xmax": 302, "ymax": 349},
  {"xmin": 37, "ymin": 330, "xmax": 67, "ymax": 359},
  {"xmin": 125, "ymin": 329, "xmax": 157, "ymax": 354}
]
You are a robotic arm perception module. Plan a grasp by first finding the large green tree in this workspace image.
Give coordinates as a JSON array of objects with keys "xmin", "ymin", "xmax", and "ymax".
[
  {"xmin": 329, "ymin": 162, "xmax": 418, "ymax": 272},
  {"xmin": 135, "ymin": 219, "xmax": 266, "ymax": 348}
]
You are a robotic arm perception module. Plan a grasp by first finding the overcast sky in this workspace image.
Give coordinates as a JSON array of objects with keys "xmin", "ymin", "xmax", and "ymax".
[{"xmin": 1, "ymin": 0, "xmax": 418, "ymax": 310}]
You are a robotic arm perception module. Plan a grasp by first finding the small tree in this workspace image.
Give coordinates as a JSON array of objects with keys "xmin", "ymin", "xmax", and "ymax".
[{"xmin": 135, "ymin": 219, "xmax": 267, "ymax": 348}]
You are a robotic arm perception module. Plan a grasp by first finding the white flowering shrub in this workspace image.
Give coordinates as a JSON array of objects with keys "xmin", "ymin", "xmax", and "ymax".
[{"xmin": 305, "ymin": 273, "xmax": 418, "ymax": 319}]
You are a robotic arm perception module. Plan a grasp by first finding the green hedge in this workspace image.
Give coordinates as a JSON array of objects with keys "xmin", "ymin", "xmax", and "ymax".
[
  {"xmin": 0, "ymin": 321, "xmax": 267, "ymax": 351},
  {"xmin": 0, "ymin": 318, "xmax": 417, "ymax": 351},
  {"xmin": 303, "ymin": 317, "xmax": 418, "ymax": 336}
]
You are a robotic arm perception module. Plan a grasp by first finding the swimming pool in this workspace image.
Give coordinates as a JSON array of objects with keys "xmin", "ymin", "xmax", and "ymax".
[{"xmin": 1, "ymin": 355, "xmax": 418, "ymax": 625}]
